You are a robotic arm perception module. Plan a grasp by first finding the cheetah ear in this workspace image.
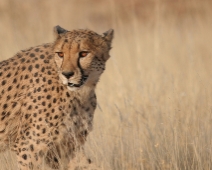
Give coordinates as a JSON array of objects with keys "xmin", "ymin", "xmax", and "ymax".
[
  {"xmin": 54, "ymin": 25, "xmax": 68, "ymax": 39},
  {"xmin": 102, "ymin": 29, "xmax": 114, "ymax": 45}
]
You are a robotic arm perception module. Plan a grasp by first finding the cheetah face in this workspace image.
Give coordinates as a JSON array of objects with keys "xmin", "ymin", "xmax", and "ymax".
[{"xmin": 53, "ymin": 26, "xmax": 114, "ymax": 91}]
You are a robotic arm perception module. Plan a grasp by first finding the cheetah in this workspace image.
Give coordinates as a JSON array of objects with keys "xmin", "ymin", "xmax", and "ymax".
[{"xmin": 0, "ymin": 25, "xmax": 113, "ymax": 170}]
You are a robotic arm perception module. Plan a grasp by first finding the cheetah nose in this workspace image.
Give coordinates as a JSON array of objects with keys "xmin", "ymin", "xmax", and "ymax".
[{"xmin": 62, "ymin": 71, "xmax": 75, "ymax": 79}]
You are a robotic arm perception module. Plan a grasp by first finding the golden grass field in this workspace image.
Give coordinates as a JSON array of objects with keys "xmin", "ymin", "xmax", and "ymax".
[{"xmin": 0, "ymin": 0, "xmax": 212, "ymax": 169}]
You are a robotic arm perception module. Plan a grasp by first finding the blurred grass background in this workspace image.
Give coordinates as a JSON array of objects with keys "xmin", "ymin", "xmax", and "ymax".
[{"xmin": 0, "ymin": 0, "xmax": 212, "ymax": 169}]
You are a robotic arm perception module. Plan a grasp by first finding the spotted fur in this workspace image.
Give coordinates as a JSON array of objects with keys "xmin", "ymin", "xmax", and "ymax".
[{"xmin": 0, "ymin": 25, "xmax": 113, "ymax": 170}]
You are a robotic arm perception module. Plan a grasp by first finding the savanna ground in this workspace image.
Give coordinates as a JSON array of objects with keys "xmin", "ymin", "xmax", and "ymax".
[{"xmin": 0, "ymin": 0, "xmax": 212, "ymax": 169}]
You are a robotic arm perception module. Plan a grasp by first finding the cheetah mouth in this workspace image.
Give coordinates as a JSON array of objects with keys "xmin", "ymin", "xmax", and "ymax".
[{"xmin": 68, "ymin": 75, "xmax": 88, "ymax": 88}]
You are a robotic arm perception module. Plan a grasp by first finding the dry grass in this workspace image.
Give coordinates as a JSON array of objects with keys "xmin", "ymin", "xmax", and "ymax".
[{"xmin": 0, "ymin": 0, "xmax": 212, "ymax": 169}]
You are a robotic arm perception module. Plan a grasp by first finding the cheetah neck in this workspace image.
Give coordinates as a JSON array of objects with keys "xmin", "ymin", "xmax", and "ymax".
[{"xmin": 75, "ymin": 85, "xmax": 95, "ymax": 102}]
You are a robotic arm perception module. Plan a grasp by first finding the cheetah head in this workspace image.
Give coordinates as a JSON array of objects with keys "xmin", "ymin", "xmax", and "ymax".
[{"xmin": 53, "ymin": 25, "xmax": 114, "ymax": 91}]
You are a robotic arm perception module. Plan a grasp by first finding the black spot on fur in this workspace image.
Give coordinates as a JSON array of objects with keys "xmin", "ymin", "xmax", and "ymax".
[
  {"xmin": 47, "ymin": 95, "xmax": 51, "ymax": 99},
  {"xmin": 12, "ymin": 102, "xmax": 17, "ymax": 108},
  {"xmin": 3, "ymin": 104, "xmax": 8, "ymax": 109},
  {"xmin": 25, "ymin": 114, "xmax": 30, "ymax": 119},
  {"xmin": 35, "ymin": 64, "xmax": 40, "ymax": 69},
  {"xmin": 30, "ymin": 145, "xmax": 34, "ymax": 152},
  {"xmin": 40, "ymin": 55, "xmax": 45, "ymax": 59},
  {"xmin": 41, "ymin": 67, "xmax": 45, "ymax": 72},
  {"xmin": 54, "ymin": 130, "xmax": 59, "ymax": 134},
  {"xmin": 24, "ymin": 75, "xmax": 29, "ymax": 79},
  {"xmin": 28, "ymin": 65, "xmax": 33, "ymax": 72},
  {"xmin": 7, "ymin": 95, "xmax": 11, "ymax": 101},
  {"xmin": 48, "ymin": 80, "xmax": 52, "ymax": 84},
  {"xmin": 44, "ymin": 60, "xmax": 49, "ymax": 63},
  {"xmin": 35, "ymin": 78, "xmax": 39, "ymax": 83},
  {"xmin": 53, "ymin": 98, "xmax": 57, "ymax": 103},
  {"xmin": 42, "ymin": 128, "xmax": 46, "ymax": 134},
  {"xmin": 8, "ymin": 86, "xmax": 12, "ymax": 91},
  {"xmin": 47, "ymin": 71, "xmax": 51, "ymax": 75},
  {"xmin": 1, "ymin": 80, "xmax": 6, "ymax": 86},
  {"xmin": 30, "ymin": 53, "xmax": 35, "ymax": 58},
  {"xmin": 54, "ymin": 157, "xmax": 59, "ymax": 163},
  {"xmin": 28, "ymin": 105, "xmax": 32, "ymax": 110},
  {"xmin": 37, "ymin": 87, "xmax": 41, "ymax": 92},
  {"xmin": 6, "ymin": 73, "xmax": 11, "ymax": 78},
  {"xmin": 48, "ymin": 103, "xmax": 52, "ymax": 108},
  {"xmin": 66, "ymin": 92, "xmax": 70, "ymax": 97},
  {"xmin": 13, "ymin": 62, "xmax": 18, "ymax": 65},
  {"xmin": 22, "ymin": 154, "xmax": 27, "ymax": 160},
  {"xmin": 21, "ymin": 85, "xmax": 25, "ymax": 89},
  {"xmin": 26, "ymin": 131, "xmax": 30, "ymax": 136},
  {"xmin": 22, "ymin": 66, "xmax": 26, "ymax": 71},
  {"xmin": 35, "ymin": 48, "xmax": 40, "ymax": 52},
  {"xmin": 20, "ymin": 58, "xmax": 25, "ymax": 63}
]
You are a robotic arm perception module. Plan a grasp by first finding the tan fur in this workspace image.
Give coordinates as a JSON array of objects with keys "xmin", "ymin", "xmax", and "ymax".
[{"xmin": 0, "ymin": 26, "xmax": 113, "ymax": 170}]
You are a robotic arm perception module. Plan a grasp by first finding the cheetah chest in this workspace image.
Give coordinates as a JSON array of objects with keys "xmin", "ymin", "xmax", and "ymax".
[{"xmin": 57, "ymin": 91, "xmax": 97, "ymax": 147}]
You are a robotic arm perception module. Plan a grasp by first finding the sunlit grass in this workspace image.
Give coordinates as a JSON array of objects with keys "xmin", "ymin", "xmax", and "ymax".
[{"xmin": 0, "ymin": 0, "xmax": 212, "ymax": 169}]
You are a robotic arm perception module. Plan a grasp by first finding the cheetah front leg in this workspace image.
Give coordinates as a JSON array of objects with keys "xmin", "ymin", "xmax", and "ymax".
[
  {"xmin": 14, "ymin": 139, "xmax": 46, "ymax": 170},
  {"xmin": 13, "ymin": 125, "xmax": 54, "ymax": 170}
]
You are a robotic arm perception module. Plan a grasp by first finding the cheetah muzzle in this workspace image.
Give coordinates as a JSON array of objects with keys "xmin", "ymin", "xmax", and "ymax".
[
  {"xmin": 0, "ymin": 25, "xmax": 114, "ymax": 170},
  {"xmin": 68, "ymin": 75, "xmax": 88, "ymax": 88}
]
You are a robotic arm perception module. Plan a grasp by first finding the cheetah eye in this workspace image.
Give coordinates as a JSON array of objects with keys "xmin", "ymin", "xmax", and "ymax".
[
  {"xmin": 56, "ymin": 52, "xmax": 64, "ymax": 58},
  {"xmin": 79, "ymin": 51, "xmax": 89, "ymax": 58}
]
